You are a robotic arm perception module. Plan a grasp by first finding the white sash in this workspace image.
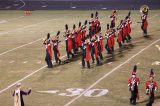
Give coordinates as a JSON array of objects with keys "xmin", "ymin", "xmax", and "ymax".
[{"xmin": 14, "ymin": 89, "xmax": 21, "ymax": 106}]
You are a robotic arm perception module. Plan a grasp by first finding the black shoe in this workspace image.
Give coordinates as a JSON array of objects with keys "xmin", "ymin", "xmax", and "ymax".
[
  {"xmin": 132, "ymin": 102, "xmax": 136, "ymax": 105},
  {"xmin": 58, "ymin": 60, "xmax": 61, "ymax": 65},
  {"xmin": 129, "ymin": 98, "xmax": 132, "ymax": 104},
  {"xmin": 72, "ymin": 54, "xmax": 74, "ymax": 58}
]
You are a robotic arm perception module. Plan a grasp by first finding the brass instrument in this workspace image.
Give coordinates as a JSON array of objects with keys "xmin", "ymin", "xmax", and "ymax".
[
  {"xmin": 140, "ymin": 5, "xmax": 149, "ymax": 14},
  {"xmin": 63, "ymin": 31, "xmax": 69, "ymax": 37}
]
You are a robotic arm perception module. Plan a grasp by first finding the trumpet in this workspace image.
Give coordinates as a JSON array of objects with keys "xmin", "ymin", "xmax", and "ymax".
[{"xmin": 140, "ymin": 5, "xmax": 149, "ymax": 14}]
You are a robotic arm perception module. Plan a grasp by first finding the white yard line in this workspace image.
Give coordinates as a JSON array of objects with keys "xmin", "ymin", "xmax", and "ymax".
[
  {"xmin": 0, "ymin": 16, "xmax": 24, "ymax": 24},
  {"xmin": 22, "ymin": 61, "xmax": 28, "ymax": 64},
  {"xmin": 107, "ymin": 62, "xmax": 113, "ymax": 64},
  {"xmin": 0, "ymin": 55, "xmax": 66, "ymax": 94},
  {"xmin": 64, "ymin": 38, "xmax": 160, "ymax": 106},
  {"xmin": 7, "ymin": 16, "xmax": 24, "ymax": 22},
  {"xmin": 0, "ymin": 38, "xmax": 42, "ymax": 56},
  {"xmin": 155, "ymin": 45, "xmax": 160, "ymax": 51},
  {"xmin": 37, "ymin": 61, "xmax": 42, "ymax": 64},
  {"xmin": 0, "ymin": 18, "xmax": 58, "ymax": 36},
  {"xmin": 9, "ymin": 60, "xmax": 15, "ymax": 63}
]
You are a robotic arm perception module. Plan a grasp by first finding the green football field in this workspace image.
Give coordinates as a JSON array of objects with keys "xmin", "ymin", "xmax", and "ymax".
[{"xmin": 0, "ymin": 10, "xmax": 160, "ymax": 106}]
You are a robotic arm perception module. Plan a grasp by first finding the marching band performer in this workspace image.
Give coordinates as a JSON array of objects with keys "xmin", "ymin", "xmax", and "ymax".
[
  {"xmin": 77, "ymin": 22, "xmax": 83, "ymax": 50},
  {"xmin": 122, "ymin": 19, "xmax": 130, "ymax": 43},
  {"xmin": 13, "ymin": 83, "xmax": 31, "ymax": 106},
  {"xmin": 128, "ymin": 65, "xmax": 140, "ymax": 105},
  {"xmin": 140, "ymin": 5, "xmax": 149, "ymax": 37},
  {"xmin": 97, "ymin": 32, "xmax": 103, "ymax": 61},
  {"xmin": 68, "ymin": 31, "xmax": 74, "ymax": 59},
  {"xmin": 82, "ymin": 38, "xmax": 91, "ymax": 69},
  {"xmin": 64, "ymin": 24, "xmax": 70, "ymax": 59},
  {"xmin": 146, "ymin": 69, "xmax": 157, "ymax": 106},
  {"xmin": 117, "ymin": 20, "xmax": 123, "ymax": 48},
  {"xmin": 94, "ymin": 36, "xmax": 100, "ymax": 65},
  {"xmin": 95, "ymin": 11, "xmax": 101, "ymax": 34},
  {"xmin": 64, "ymin": 24, "xmax": 74, "ymax": 59},
  {"xmin": 126, "ymin": 11, "xmax": 132, "ymax": 40},
  {"xmin": 105, "ymin": 29, "xmax": 115, "ymax": 54},
  {"xmin": 43, "ymin": 38, "xmax": 53, "ymax": 68},
  {"xmin": 89, "ymin": 13, "xmax": 95, "ymax": 37},
  {"xmin": 72, "ymin": 24, "xmax": 78, "ymax": 54},
  {"xmin": 110, "ymin": 10, "xmax": 117, "ymax": 30},
  {"xmin": 125, "ymin": 16, "xmax": 132, "ymax": 41},
  {"xmin": 90, "ymin": 36, "xmax": 95, "ymax": 64},
  {"xmin": 52, "ymin": 31, "xmax": 61, "ymax": 64},
  {"xmin": 82, "ymin": 20, "xmax": 88, "ymax": 39}
]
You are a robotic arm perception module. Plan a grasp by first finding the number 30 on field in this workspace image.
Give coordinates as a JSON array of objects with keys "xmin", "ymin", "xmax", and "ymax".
[{"xmin": 58, "ymin": 88, "xmax": 108, "ymax": 97}]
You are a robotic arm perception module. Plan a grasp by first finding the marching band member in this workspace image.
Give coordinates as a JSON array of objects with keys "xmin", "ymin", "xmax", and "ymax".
[
  {"xmin": 77, "ymin": 22, "xmax": 83, "ymax": 50},
  {"xmin": 52, "ymin": 31, "xmax": 61, "ymax": 64},
  {"xmin": 126, "ymin": 11, "xmax": 132, "ymax": 40},
  {"xmin": 64, "ymin": 24, "xmax": 70, "ymax": 59},
  {"xmin": 122, "ymin": 19, "xmax": 130, "ymax": 43},
  {"xmin": 124, "ymin": 16, "xmax": 132, "ymax": 41},
  {"xmin": 90, "ymin": 36, "xmax": 95, "ymax": 64},
  {"xmin": 105, "ymin": 29, "xmax": 115, "ymax": 54},
  {"xmin": 128, "ymin": 65, "xmax": 140, "ymax": 105},
  {"xmin": 13, "ymin": 83, "xmax": 31, "ymax": 106},
  {"xmin": 146, "ymin": 69, "xmax": 157, "ymax": 106},
  {"xmin": 95, "ymin": 11, "xmax": 101, "ymax": 34},
  {"xmin": 110, "ymin": 10, "xmax": 117, "ymax": 30},
  {"xmin": 63, "ymin": 24, "xmax": 74, "ymax": 60},
  {"xmin": 82, "ymin": 38, "xmax": 91, "ymax": 69},
  {"xmin": 68, "ymin": 31, "xmax": 74, "ymax": 59},
  {"xmin": 82, "ymin": 20, "xmax": 88, "ymax": 39},
  {"xmin": 97, "ymin": 32, "xmax": 103, "ymax": 61},
  {"xmin": 140, "ymin": 6, "xmax": 149, "ymax": 37},
  {"xmin": 89, "ymin": 13, "xmax": 95, "ymax": 37},
  {"xmin": 72, "ymin": 24, "xmax": 78, "ymax": 54},
  {"xmin": 43, "ymin": 39, "xmax": 53, "ymax": 68},
  {"xmin": 117, "ymin": 20, "xmax": 123, "ymax": 48},
  {"xmin": 94, "ymin": 36, "xmax": 100, "ymax": 65}
]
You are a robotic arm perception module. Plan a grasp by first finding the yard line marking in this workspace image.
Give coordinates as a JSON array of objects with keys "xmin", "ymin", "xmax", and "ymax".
[
  {"xmin": 22, "ymin": 61, "xmax": 28, "ymax": 64},
  {"xmin": 152, "ymin": 61, "xmax": 160, "ymax": 66},
  {"xmin": 37, "ymin": 61, "xmax": 42, "ymax": 64},
  {"xmin": 0, "ymin": 20, "xmax": 7, "ymax": 24},
  {"xmin": 9, "ymin": 60, "xmax": 15, "ymax": 63},
  {"xmin": 136, "ymin": 62, "xmax": 140, "ymax": 65},
  {"xmin": 0, "ymin": 55, "xmax": 66, "ymax": 94},
  {"xmin": 0, "ymin": 38, "xmax": 43, "ymax": 56},
  {"xmin": 7, "ymin": 16, "xmax": 24, "ymax": 22},
  {"xmin": 155, "ymin": 45, "xmax": 160, "ymax": 51},
  {"xmin": 107, "ymin": 62, "xmax": 113, "ymax": 64},
  {"xmin": 64, "ymin": 39, "xmax": 160, "ymax": 106},
  {"xmin": 0, "ymin": 18, "xmax": 58, "ymax": 36}
]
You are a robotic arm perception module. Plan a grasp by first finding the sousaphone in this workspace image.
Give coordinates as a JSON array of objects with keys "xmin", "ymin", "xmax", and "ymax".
[{"xmin": 140, "ymin": 5, "xmax": 149, "ymax": 14}]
